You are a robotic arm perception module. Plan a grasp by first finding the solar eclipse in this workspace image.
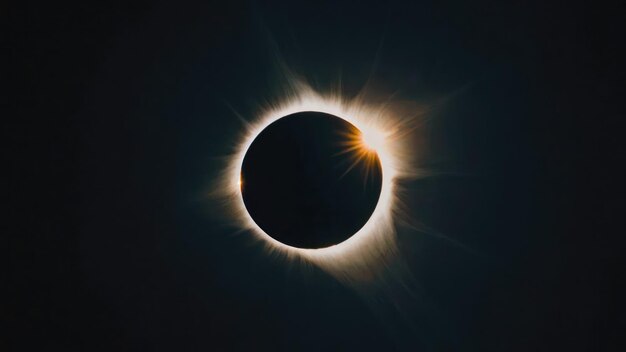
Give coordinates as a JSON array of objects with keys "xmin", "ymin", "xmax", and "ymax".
[{"xmin": 217, "ymin": 82, "xmax": 418, "ymax": 277}]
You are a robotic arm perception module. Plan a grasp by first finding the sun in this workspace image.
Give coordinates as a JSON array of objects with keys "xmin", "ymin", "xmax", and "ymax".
[{"xmin": 215, "ymin": 81, "xmax": 419, "ymax": 278}]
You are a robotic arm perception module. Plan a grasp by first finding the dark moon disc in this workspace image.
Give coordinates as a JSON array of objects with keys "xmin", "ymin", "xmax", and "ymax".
[{"xmin": 240, "ymin": 111, "xmax": 383, "ymax": 249}]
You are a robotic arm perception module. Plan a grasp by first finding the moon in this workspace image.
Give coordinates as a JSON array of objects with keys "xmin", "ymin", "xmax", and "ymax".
[{"xmin": 240, "ymin": 111, "xmax": 383, "ymax": 249}]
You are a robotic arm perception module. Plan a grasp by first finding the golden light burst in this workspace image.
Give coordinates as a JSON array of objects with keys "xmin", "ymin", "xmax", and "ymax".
[
  {"xmin": 336, "ymin": 124, "xmax": 385, "ymax": 184},
  {"xmin": 215, "ymin": 80, "xmax": 422, "ymax": 281}
]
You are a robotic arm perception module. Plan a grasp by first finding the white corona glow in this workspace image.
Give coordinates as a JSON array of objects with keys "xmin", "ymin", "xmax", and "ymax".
[{"xmin": 217, "ymin": 81, "xmax": 420, "ymax": 278}]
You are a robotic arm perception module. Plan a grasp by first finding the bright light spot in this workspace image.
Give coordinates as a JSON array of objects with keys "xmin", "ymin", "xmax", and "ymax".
[{"xmin": 360, "ymin": 129, "xmax": 386, "ymax": 153}]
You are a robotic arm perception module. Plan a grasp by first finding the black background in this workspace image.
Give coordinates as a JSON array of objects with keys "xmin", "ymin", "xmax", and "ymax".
[{"xmin": 7, "ymin": 0, "xmax": 625, "ymax": 351}]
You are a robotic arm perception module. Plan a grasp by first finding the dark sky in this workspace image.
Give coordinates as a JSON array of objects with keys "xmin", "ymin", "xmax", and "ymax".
[{"xmin": 8, "ymin": 0, "xmax": 625, "ymax": 351}]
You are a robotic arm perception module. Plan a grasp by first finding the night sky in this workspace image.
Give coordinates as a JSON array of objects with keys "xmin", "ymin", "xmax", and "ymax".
[{"xmin": 8, "ymin": 0, "xmax": 625, "ymax": 351}]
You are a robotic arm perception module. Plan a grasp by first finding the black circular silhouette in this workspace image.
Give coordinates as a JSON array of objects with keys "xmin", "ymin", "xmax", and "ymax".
[{"xmin": 240, "ymin": 111, "xmax": 383, "ymax": 249}]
